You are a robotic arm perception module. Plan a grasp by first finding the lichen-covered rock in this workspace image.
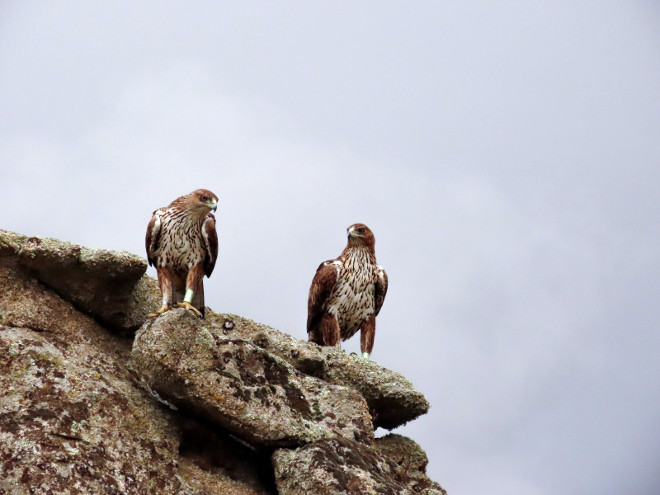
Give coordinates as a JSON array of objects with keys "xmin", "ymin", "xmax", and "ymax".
[
  {"xmin": 375, "ymin": 433, "xmax": 431, "ymax": 473},
  {"xmin": 130, "ymin": 310, "xmax": 374, "ymax": 448},
  {"xmin": 0, "ymin": 230, "xmax": 159, "ymax": 332},
  {"xmin": 205, "ymin": 313, "xmax": 328, "ymax": 377},
  {"xmin": 320, "ymin": 347, "xmax": 430, "ymax": 430},
  {"xmin": 0, "ymin": 326, "xmax": 188, "ymax": 494},
  {"xmin": 0, "ymin": 230, "xmax": 444, "ymax": 492},
  {"xmin": 205, "ymin": 312, "xmax": 430, "ymax": 429},
  {"xmin": 176, "ymin": 418, "xmax": 277, "ymax": 495},
  {"xmin": 0, "ymin": 264, "xmax": 132, "ymax": 360},
  {"xmin": 272, "ymin": 437, "xmax": 446, "ymax": 495},
  {"xmin": 0, "ymin": 263, "xmax": 276, "ymax": 494}
]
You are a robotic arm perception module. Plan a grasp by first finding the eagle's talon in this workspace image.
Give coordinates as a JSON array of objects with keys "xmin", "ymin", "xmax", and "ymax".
[
  {"xmin": 176, "ymin": 301, "xmax": 203, "ymax": 318},
  {"xmin": 148, "ymin": 305, "xmax": 171, "ymax": 318}
]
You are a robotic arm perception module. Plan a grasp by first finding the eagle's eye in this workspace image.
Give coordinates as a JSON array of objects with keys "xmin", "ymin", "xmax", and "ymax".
[{"xmin": 199, "ymin": 195, "xmax": 208, "ymax": 202}]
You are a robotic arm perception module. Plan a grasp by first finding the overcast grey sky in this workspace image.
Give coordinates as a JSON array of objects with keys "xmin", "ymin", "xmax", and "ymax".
[{"xmin": 2, "ymin": 2, "xmax": 660, "ymax": 494}]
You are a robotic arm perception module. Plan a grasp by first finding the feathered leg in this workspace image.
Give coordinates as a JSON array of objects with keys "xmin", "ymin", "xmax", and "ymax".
[
  {"xmin": 359, "ymin": 314, "xmax": 376, "ymax": 359},
  {"xmin": 149, "ymin": 267, "xmax": 174, "ymax": 317},
  {"xmin": 319, "ymin": 313, "xmax": 341, "ymax": 347},
  {"xmin": 176, "ymin": 263, "xmax": 205, "ymax": 318},
  {"xmin": 192, "ymin": 283, "xmax": 205, "ymax": 318},
  {"xmin": 308, "ymin": 324, "xmax": 323, "ymax": 346}
]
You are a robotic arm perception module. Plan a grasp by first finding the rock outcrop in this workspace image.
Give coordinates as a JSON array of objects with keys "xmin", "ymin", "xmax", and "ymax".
[
  {"xmin": 130, "ymin": 310, "xmax": 374, "ymax": 448},
  {"xmin": 0, "ymin": 230, "xmax": 445, "ymax": 494},
  {"xmin": 0, "ymin": 230, "xmax": 159, "ymax": 333},
  {"xmin": 203, "ymin": 313, "xmax": 430, "ymax": 430},
  {"xmin": 272, "ymin": 437, "xmax": 444, "ymax": 495}
]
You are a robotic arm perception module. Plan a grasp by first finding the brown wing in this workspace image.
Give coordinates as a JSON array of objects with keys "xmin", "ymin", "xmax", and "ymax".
[
  {"xmin": 307, "ymin": 260, "xmax": 340, "ymax": 333},
  {"xmin": 145, "ymin": 209, "xmax": 162, "ymax": 267},
  {"xmin": 374, "ymin": 265, "xmax": 388, "ymax": 316},
  {"xmin": 202, "ymin": 213, "xmax": 218, "ymax": 277}
]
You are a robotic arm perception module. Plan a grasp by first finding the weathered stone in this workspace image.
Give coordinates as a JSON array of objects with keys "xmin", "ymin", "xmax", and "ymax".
[
  {"xmin": 205, "ymin": 312, "xmax": 430, "ymax": 429},
  {"xmin": 0, "ymin": 325, "xmax": 189, "ymax": 494},
  {"xmin": 0, "ymin": 263, "xmax": 276, "ymax": 495},
  {"xmin": 130, "ymin": 310, "xmax": 374, "ymax": 448},
  {"xmin": 205, "ymin": 313, "xmax": 329, "ymax": 378},
  {"xmin": 0, "ymin": 264, "xmax": 132, "ymax": 359},
  {"xmin": 0, "ymin": 230, "xmax": 444, "ymax": 492},
  {"xmin": 375, "ymin": 433, "xmax": 431, "ymax": 473},
  {"xmin": 176, "ymin": 418, "xmax": 277, "ymax": 495},
  {"xmin": 272, "ymin": 437, "xmax": 446, "ymax": 495},
  {"xmin": 0, "ymin": 230, "xmax": 159, "ymax": 332},
  {"xmin": 321, "ymin": 347, "xmax": 430, "ymax": 430}
]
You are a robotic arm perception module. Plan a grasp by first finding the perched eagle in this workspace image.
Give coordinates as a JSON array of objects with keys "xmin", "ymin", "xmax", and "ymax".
[
  {"xmin": 145, "ymin": 189, "xmax": 219, "ymax": 318},
  {"xmin": 307, "ymin": 223, "xmax": 388, "ymax": 359}
]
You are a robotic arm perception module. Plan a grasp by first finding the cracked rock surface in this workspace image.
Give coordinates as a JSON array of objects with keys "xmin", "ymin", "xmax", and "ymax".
[
  {"xmin": 205, "ymin": 312, "xmax": 430, "ymax": 430},
  {"xmin": 272, "ymin": 437, "xmax": 445, "ymax": 495},
  {"xmin": 130, "ymin": 310, "xmax": 374, "ymax": 448},
  {"xmin": 0, "ymin": 230, "xmax": 159, "ymax": 333}
]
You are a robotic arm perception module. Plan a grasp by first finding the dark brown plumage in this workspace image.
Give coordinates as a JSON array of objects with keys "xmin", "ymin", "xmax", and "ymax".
[
  {"xmin": 145, "ymin": 189, "xmax": 218, "ymax": 318},
  {"xmin": 307, "ymin": 223, "xmax": 388, "ymax": 359}
]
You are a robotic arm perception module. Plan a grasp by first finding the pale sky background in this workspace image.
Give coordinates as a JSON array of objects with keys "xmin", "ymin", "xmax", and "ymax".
[{"xmin": 2, "ymin": 2, "xmax": 659, "ymax": 494}]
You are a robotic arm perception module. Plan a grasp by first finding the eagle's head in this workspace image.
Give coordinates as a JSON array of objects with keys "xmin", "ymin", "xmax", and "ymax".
[
  {"xmin": 347, "ymin": 223, "xmax": 375, "ymax": 250},
  {"xmin": 188, "ymin": 189, "xmax": 219, "ymax": 214}
]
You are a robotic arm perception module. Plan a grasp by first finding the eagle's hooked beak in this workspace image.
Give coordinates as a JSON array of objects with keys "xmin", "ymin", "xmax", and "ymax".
[
  {"xmin": 210, "ymin": 200, "xmax": 218, "ymax": 212},
  {"xmin": 347, "ymin": 226, "xmax": 361, "ymax": 238}
]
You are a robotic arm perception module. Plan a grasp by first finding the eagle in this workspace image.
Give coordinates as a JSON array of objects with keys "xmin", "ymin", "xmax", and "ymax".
[
  {"xmin": 145, "ymin": 189, "xmax": 219, "ymax": 318},
  {"xmin": 307, "ymin": 223, "xmax": 388, "ymax": 359}
]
